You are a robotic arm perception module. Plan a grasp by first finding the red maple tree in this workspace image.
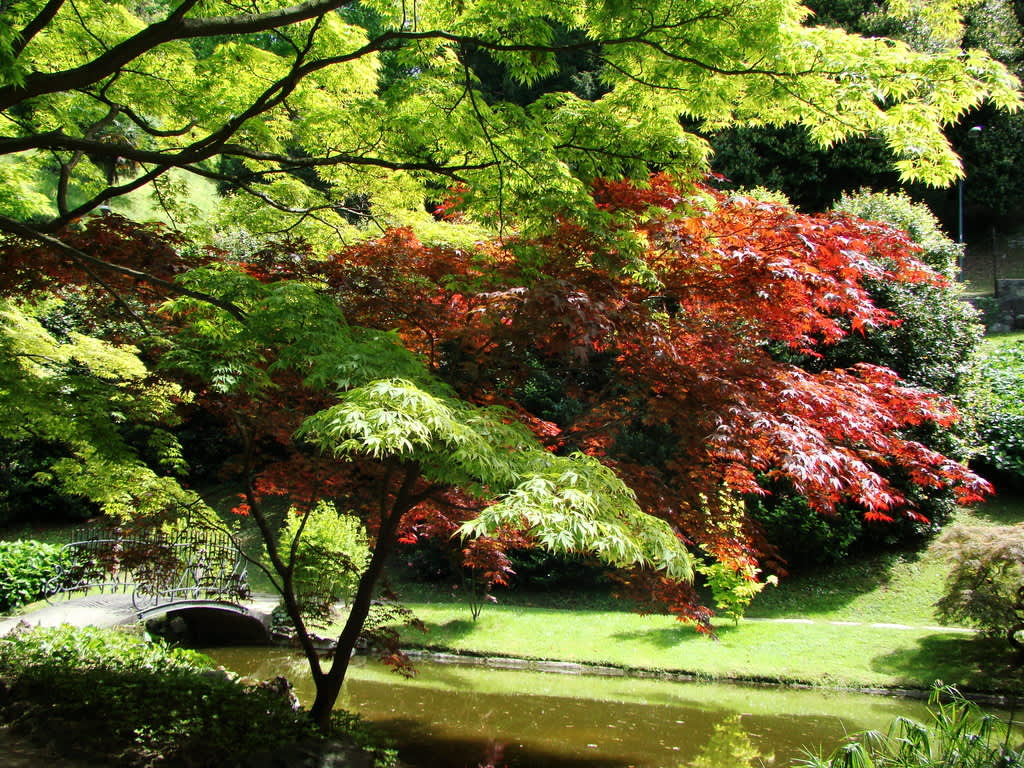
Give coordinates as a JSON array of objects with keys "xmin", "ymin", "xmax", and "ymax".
[{"xmin": 293, "ymin": 176, "xmax": 990, "ymax": 626}]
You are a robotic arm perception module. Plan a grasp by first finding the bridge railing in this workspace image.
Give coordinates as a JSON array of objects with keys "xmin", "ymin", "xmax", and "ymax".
[{"xmin": 47, "ymin": 524, "xmax": 251, "ymax": 610}]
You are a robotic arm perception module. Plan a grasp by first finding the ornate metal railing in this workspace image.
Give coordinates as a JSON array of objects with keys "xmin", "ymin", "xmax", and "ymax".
[{"xmin": 47, "ymin": 524, "xmax": 250, "ymax": 610}]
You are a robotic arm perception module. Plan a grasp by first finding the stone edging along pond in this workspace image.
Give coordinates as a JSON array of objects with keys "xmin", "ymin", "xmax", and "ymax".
[{"xmin": 398, "ymin": 648, "xmax": 1021, "ymax": 708}]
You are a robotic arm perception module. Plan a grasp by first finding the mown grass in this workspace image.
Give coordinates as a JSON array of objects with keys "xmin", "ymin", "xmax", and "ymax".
[
  {"xmin": 982, "ymin": 330, "xmax": 1024, "ymax": 351},
  {"xmin": 383, "ymin": 602, "xmax": 1015, "ymax": 693},
  {"xmin": 328, "ymin": 496, "xmax": 1024, "ymax": 695}
]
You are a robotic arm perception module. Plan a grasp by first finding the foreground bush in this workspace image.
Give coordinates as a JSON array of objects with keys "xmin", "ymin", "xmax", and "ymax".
[
  {"xmin": 798, "ymin": 687, "xmax": 1023, "ymax": 767},
  {"xmin": 0, "ymin": 539, "xmax": 65, "ymax": 612},
  {"xmin": 935, "ymin": 524, "xmax": 1024, "ymax": 656},
  {"xmin": 0, "ymin": 625, "xmax": 394, "ymax": 767}
]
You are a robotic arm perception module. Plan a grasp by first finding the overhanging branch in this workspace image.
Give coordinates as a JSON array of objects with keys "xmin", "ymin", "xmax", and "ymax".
[
  {"xmin": 0, "ymin": 0, "xmax": 354, "ymax": 110},
  {"xmin": 0, "ymin": 213, "xmax": 247, "ymax": 322}
]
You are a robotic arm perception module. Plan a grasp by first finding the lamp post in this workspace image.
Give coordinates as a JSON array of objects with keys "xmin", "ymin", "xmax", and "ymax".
[{"xmin": 957, "ymin": 124, "xmax": 984, "ymax": 280}]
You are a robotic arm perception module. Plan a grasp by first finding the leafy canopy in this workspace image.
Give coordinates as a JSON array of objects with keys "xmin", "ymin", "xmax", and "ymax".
[
  {"xmin": 0, "ymin": 0, "xmax": 1019, "ymax": 258},
  {"xmin": 0, "ymin": 298, "xmax": 202, "ymax": 520},
  {"xmin": 163, "ymin": 267, "xmax": 695, "ymax": 581}
]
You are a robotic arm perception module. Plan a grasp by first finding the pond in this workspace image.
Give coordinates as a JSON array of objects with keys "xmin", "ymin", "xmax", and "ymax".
[{"xmin": 203, "ymin": 647, "xmax": 942, "ymax": 767}]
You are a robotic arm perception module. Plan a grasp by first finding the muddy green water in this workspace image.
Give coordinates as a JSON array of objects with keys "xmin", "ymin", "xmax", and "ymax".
[{"xmin": 202, "ymin": 647, "xmax": 946, "ymax": 767}]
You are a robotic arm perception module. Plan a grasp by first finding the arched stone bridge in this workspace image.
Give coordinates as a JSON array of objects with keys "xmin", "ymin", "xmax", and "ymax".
[
  {"xmin": 0, "ymin": 592, "xmax": 280, "ymax": 645},
  {"xmin": 1, "ymin": 524, "xmax": 280, "ymax": 645}
]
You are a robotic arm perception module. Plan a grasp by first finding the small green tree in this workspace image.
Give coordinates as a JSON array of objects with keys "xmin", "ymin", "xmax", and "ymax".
[
  {"xmin": 935, "ymin": 523, "xmax": 1024, "ymax": 656},
  {"xmin": 0, "ymin": 298, "xmax": 203, "ymax": 521},
  {"xmin": 163, "ymin": 265, "xmax": 695, "ymax": 730},
  {"xmin": 270, "ymin": 501, "xmax": 370, "ymax": 625}
]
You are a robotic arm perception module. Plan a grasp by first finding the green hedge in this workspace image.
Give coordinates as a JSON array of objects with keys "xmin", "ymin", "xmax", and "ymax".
[
  {"xmin": 0, "ymin": 625, "xmax": 395, "ymax": 767},
  {"xmin": 0, "ymin": 539, "xmax": 65, "ymax": 612},
  {"xmin": 977, "ymin": 341, "xmax": 1024, "ymax": 483}
]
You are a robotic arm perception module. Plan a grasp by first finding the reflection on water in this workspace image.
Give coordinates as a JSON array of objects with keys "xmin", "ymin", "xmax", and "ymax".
[
  {"xmin": 690, "ymin": 715, "xmax": 767, "ymax": 767},
  {"xmin": 203, "ymin": 647, "xmax": 935, "ymax": 768}
]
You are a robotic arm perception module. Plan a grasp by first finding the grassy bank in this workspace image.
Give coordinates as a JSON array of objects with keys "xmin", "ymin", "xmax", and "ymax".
[
  {"xmin": 396, "ymin": 602, "xmax": 1010, "ymax": 690},
  {"xmin": 5, "ymin": 495, "xmax": 1022, "ymax": 696},
  {"xmin": 333, "ymin": 499, "xmax": 1024, "ymax": 696}
]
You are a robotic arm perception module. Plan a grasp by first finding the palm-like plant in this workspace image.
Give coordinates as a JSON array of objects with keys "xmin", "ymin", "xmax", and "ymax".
[{"xmin": 798, "ymin": 687, "xmax": 1022, "ymax": 768}]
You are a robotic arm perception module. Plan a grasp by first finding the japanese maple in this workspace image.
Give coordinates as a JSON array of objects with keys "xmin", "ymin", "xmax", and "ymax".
[{"xmin": 306, "ymin": 176, "xmax": 991, "ymax": 625}]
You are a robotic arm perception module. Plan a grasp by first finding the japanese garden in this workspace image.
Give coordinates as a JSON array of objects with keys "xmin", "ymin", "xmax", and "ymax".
[{"xmin": 1, "ymin": 0, "xmax": 1024, "ymax": 766}]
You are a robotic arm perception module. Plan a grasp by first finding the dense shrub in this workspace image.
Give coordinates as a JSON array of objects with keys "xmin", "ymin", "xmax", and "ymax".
[
  {"xmin": 0, "ymin": 625, "xmax": 395, "ymax": 767},
  {"xmin": 271, "ymin": 501, "xmax": 370, "ymax": 624},
  {"xmin": 748, "ymin": 493, "xmax": 864, "ymax": 568},
  {"xmin": 934, "ymin": 523, "xmax": 1024, "ymax": 653},
  {"xmin": 828, "ymin": 191, "xmax": 983, "ymax": 403},
  {"xmin": 975, "ymin": 341, "xmax": 1024, "ymax": 485},
  {"xmin": 0, "ymin": 539, "xmax": 66, "ymax": 612},
  {"xmin": 0, "ymin": 436, "xmax": 98, "ymax": 526},
  {"xmin": 798, "ymin": 686, "xmax": 1023, "ymax": 768}
]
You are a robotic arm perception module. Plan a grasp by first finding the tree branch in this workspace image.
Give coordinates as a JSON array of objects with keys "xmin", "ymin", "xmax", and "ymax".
[
  {"xmin": 0, "ymin": 213, "xmax": 247, "ymax": 322},
  {"xmin": 0, "ymin": 0, "xmax": 353, "ymax": 109},
  {"xmin": 12, "ymin": 0, "xmax": 69, "ymax": 59}
]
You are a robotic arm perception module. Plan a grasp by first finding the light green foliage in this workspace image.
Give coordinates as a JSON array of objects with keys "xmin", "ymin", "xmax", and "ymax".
[
  {"xmin": 0, "ymin": 623, "xmax": 208, "ymax": 672},
  {"xmin": 0, "ymin": 299, "xmax": 203, "ymax": 520},
  {"xmin": 299, "ymin": 378, "xmax": 695, "ymax": 580},
  {"xmin": 163, "ymin": 267, "xmax": 431, "ymax": 394},
  {"xmin": 697, "ymin": 560, "xmax": 776, "ymax": 623},
  {"xmin": 695, "ymin": 492, "xmax": 776, "ymax": 621},
  {"xmin": 274, "ymin": 501, "xmax": 371, "ymax": 623},
  {"xmin": 884, "ymin": 0, "xmax": 978, "ymax": 47},
  {"xmin": 169, "ymin": 265, "xmax": 695, "ymax": 583},
  {"xmin": 458, "ymin": 449, "xmax": 693, "ymax": 581},
  {"xmin": 934, "ymin": 523, "xmax": 1024, "ymax": 641},
  {"xmin": 798, "ymin": 686, "xmax": 1022, "ymax": 767},
  {"xmin": 0, "ymin": 0, "xmax": 1020, "ymax": 250}
]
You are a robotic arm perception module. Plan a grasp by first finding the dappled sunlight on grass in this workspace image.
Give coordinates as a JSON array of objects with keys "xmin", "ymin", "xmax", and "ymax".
[
  {"xmin": 746, "ymin": 549, "xmax": 942, "ymax": 624},
  {"xmin": 965, "ymin": 493, "xmax": 1024, "ymax": 525},
  {"xmin": 748, "ymin": 493, "xmax": 1024, "ymax": 626}
]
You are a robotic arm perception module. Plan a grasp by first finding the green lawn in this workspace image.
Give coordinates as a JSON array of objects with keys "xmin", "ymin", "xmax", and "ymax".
[
  {"xmin": 337, "ymin": 497, "xmax": 1024, "ymax": 695},
  {"xmin": 982, "ymin": 330, "xmax": 1024, "ymax": 351},
  {"xmin": 387, "ymin": 602, "xmax": 1011, "ymax": 692}
]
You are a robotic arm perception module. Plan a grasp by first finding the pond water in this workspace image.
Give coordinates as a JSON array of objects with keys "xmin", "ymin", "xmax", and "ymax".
[{"xmin": 203, "ymin": 647, "xmax": 942, "ymax": 768}]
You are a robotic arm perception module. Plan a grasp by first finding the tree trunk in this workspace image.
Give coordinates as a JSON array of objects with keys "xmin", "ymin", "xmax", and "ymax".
[{"xmin": 308, "ymin": 462, "xmax": 421, "ymax": 732}]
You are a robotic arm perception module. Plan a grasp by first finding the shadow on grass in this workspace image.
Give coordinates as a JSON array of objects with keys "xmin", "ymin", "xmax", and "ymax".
[
  {"xmin": 747, "ymin": 549, "xmax": 925, "ymax": 619},
  {"xmin": 966, "ymin": 492, "xmax": 1024, "ymax": 525},
  {"xmin": 870, "ymin": 633, "xmax": 1024, "ymax": 694},
  {"xmin": 609, "ymin": 619, "xmax": 744, "ymax": 649},
  {"xmin": 413, "ymin": 617, "xmax": 480, "ymax": 646},
  {"xmin": 608, "ymin": 625, "xmax": 686, "ymax": 649}
]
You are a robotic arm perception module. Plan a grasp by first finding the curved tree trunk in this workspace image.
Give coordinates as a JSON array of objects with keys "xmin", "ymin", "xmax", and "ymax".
[{"xmin": 308, "ymin": 462, "xmax": 422, "ymax": 732}]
